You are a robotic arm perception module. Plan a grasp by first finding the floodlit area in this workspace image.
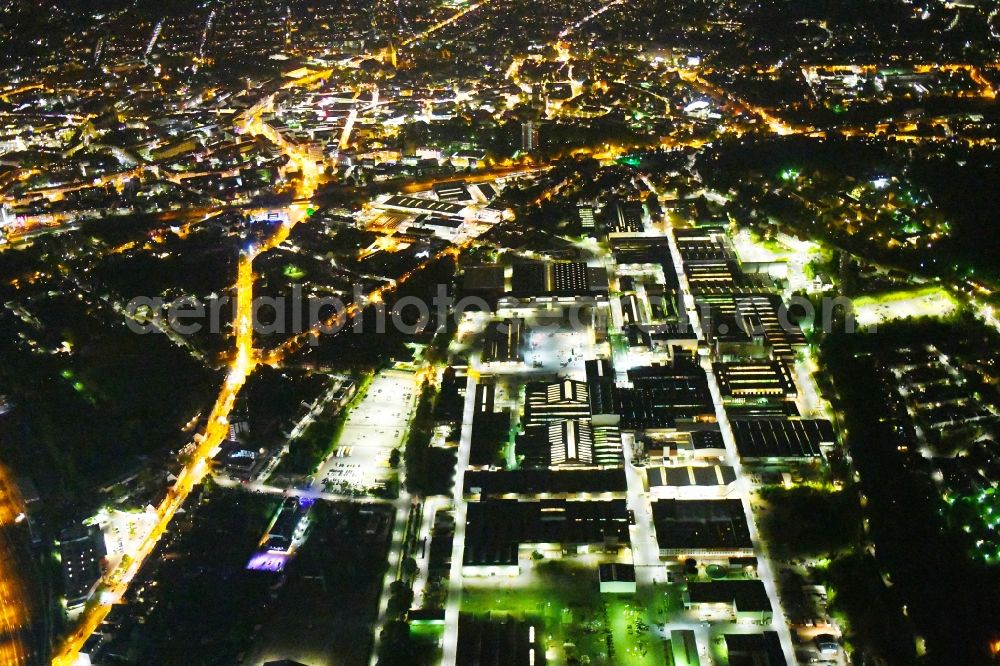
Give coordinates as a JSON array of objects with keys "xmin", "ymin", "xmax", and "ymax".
[
  {"xmin": 853, "ymin": 287, "xmax": 959, "ymax": 327},
  {"xmin": 731, "ymin": 228, "xmax": 820, "ymax": 264},
  {"xmin": 523, "ymin": 323, "xmax": 595, "ymax": 377},
  {"xmin": 315, "ymin": 370, "xmax": 417, "ymax": 494},
  {"xmin": 94, "ymin": 508, "xmax": 159, "ymax": 574},
  {"xmin": 731, "ymin": 228, "xmax": 825, "ymax": 295},
  {"xmin": 461, "ymin": 557, "xmax": 668, "ymax": 666},
  {"xmin": 793, "ymin": 355, "xmax": 832, "ymax": 419}
]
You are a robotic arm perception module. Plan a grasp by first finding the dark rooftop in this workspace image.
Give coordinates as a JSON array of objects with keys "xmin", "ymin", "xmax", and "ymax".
[{"xmin": 651, "ymin": 499, "xmax": 753, "ymax": 552}]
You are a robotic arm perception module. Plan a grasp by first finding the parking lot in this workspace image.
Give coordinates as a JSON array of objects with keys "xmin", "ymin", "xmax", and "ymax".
[{"xmin": 315, "ymin": 370, "xmax": 416, "ymax": 495}]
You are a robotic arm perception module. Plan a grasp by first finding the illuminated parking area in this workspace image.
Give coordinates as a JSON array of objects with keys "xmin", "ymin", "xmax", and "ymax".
[
  {"xmin": 94, "ymin": 508, "xmax": 159, "ymax": 575},
  {"xmin": 315, "ymin": 370, "xmax": 417, "ymax": 494}
]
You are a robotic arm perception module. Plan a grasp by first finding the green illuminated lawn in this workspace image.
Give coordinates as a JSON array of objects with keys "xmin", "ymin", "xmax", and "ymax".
[
  {"xmin": 604, "ymin": 596, "xmax": 665, "ymax": 666},
  {"xmin": 283, "ymin": 263, "xmax": 307, "ymax": 280},
  {"xmin": 853, "ymin": 286, "xmax": 959, "ymax": 326},
  {"xmin": 461, "ymin": 559, "xmax": 665, "ymax": 665},
  {"xmin": 852, "ymin": 285, "xmax": 956, "ymax": 308},
  {"xmin": 409, "ymin": 623, "xmax": 443, "ymax": 664}
]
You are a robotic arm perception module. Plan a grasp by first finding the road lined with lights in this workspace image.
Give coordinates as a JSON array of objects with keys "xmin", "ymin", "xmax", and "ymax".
[
  {"xmin": 646, "ymin": 178, "xmax": 798, "ymax": 664},
  {"xmin": 260, "ymin": 239, "xmax": 475, "ymax": 365},
  {"xmin": 55, "ymin": 183, "xmax": 323, "ymax": 664},
  {"xmin": 52, "ymin": 249, "xmax": 257, "ymax": 666},
  {"xmin": 558, "ymin": 0, "xmax": 627, "ymax": 38},
  {"xmin": 53, "ymin": 79, "xmax": 329, "ymax": 665},
  {"xmin": 440, "ymin": 374, "xmax": 479, "ymax": 666},
  {"xmin": 0, "ymin": 465, "xmax": 34, "ymax": 666},
  {"xmin": 400, "ymin": 0, "xmax": 494, "ymax": 47}
]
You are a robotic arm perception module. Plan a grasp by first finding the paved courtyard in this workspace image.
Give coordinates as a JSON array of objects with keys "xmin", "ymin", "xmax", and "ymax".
[{"xmin": 316, "ymin": 370, "xmax": 417, "ymax": 494}]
